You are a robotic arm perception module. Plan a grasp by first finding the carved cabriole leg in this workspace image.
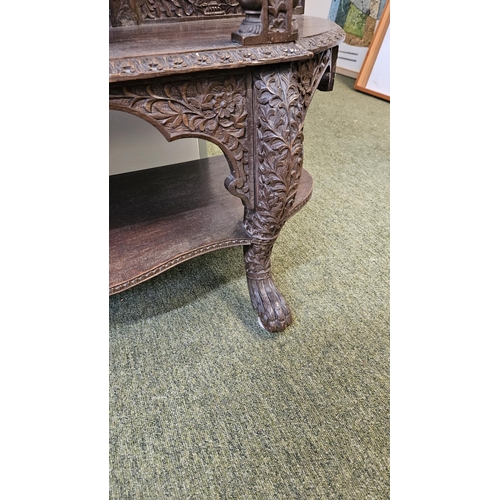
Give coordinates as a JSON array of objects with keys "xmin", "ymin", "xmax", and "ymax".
[{"xmin": 244, "ymin": 50, "xmax": 333, "ymax": 332}]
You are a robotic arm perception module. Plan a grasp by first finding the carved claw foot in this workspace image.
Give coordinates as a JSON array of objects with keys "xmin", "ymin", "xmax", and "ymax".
[{"xmin": 247, "ymin": 277, "xmax": 292, "ymax": 332}]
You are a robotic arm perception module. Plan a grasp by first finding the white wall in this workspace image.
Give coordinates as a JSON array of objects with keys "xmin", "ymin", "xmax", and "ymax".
[
  {"xmin": 109, "ymin": 111, "xmax": 205, "ymax": 175},
  {"xmin": 304, "ymin": 0, "xmax": 331, "ymax": 18}
]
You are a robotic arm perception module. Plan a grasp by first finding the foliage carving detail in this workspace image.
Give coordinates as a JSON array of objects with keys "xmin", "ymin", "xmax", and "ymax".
[
  {"xmin": 245, "ymin": 49, "xmax": 331, "ymax": 241},
  {"xmin": 109, "ymin": 74, "xmax": 252, "ymax": 207}
]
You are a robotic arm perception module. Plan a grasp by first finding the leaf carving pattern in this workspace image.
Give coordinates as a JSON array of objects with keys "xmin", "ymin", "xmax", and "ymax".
[
  {"xmin": 109, "ymin": 74, "xmax": 252, "ymax": 207},
  {"xmin": 244, "ymin": 50, "xmax": 331, "ymax": 276},
  {"xmin": 268, "ymin": 0, "xmax": 288, "ymax": 33}
]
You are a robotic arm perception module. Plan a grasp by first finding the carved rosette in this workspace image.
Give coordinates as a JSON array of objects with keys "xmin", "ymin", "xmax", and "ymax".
[
  {"xmin": 109, "ymin": 74, "xmax": 253, "ymax": 207},
  {"xmin": 243, "ymin": 49, "xmax": 332, "ymax": 331}
]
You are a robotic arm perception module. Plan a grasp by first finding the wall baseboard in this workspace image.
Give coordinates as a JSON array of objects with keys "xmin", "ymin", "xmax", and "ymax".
[{"xmin": 336, "ymin": 67, "xmax": 358, "ymax": 79}]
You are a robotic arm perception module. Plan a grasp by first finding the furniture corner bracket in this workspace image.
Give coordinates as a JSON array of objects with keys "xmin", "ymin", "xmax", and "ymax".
[{"xmin": 232, "ymin": 0, "xmax": 298, "ymax": 46}]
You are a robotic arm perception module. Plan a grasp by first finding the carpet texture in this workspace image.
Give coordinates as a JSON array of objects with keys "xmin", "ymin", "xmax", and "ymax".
[{"xmin": 109, "ymin": 74, "xmax": 390, "ymax": 499}]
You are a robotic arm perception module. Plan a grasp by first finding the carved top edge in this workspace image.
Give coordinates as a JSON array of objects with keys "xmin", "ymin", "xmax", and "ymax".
[
  {"xmin": 109, "ymin": 24, "xmax": 345, "ymax": 83},
  {"xmin": 296, "ymin": 25, "xmax": 345, "ymax": 54}
]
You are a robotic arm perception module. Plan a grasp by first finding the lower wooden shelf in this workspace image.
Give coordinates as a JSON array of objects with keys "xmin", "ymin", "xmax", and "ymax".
[{"xmin": 109, "ymin": 155, "xmax": 313, "ymax": 294}]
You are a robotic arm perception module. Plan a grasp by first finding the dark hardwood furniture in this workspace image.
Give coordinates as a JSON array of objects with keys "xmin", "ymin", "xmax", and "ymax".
[{"xmin": 109, "ymin": 0, "xmax": 345, "ymax": 332}]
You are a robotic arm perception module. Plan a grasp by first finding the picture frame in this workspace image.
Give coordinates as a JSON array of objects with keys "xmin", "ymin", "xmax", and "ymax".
[{"xmin": 354, "ymin": 0, "xmax": 390, "ymax": 101}]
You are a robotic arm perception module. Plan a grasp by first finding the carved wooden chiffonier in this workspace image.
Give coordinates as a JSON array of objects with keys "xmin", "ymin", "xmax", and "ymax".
[{"xmin": 109, "ymin": 0, "xmax": 345, "ymax": 332}]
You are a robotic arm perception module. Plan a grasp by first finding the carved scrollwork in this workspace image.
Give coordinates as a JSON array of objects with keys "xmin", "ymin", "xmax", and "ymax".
[{"xmin": 109, "ymin": 74, "xmax": 253, "ymax": 207}]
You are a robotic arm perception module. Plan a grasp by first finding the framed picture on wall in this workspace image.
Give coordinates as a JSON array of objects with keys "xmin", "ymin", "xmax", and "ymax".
[
  {"xmin": 354, "ymin": 0, "xmax": 390, "ymax": 100},
  {"xmin": 328, "ymin": 0, "xmax": 388, "ymax": 79}
]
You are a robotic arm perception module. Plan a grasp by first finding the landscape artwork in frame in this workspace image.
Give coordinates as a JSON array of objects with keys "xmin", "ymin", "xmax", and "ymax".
[
  {"xmin": 354, "ymin": 0, "xmax": 389, "ymax": 100},
  {"xmin": 328, "ymin": 0, "xmax": 388, "ymax": 78}
]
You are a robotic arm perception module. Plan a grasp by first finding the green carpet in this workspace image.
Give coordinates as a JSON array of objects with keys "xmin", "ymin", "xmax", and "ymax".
[{"xmin": 109, "ymin": 74, "xmax": 390, "ymax": 499}]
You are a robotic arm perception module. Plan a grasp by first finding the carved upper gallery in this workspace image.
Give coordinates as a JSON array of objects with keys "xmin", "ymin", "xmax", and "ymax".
[
  {"xmin": 110, "ymin": 0, "xmax": 244, "ymax": 27},
  {"xmin": 109, "ymin": 0, "xmax": 305, "ymax": 28},
  {"xmin": 109, "ymin": 0, "xmax": 309, "ymax": 50}
]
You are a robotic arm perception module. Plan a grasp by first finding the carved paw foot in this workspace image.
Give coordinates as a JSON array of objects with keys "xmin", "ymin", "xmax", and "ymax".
[{"xmin": 247, "ymin": 277, "xmax": 292, "ymax": 332}]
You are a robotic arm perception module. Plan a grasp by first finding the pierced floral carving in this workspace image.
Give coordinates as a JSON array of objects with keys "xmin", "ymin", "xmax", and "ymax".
[{"xmin": 109, "ymin": 74, "xmax": 253, "ymax": 207}]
